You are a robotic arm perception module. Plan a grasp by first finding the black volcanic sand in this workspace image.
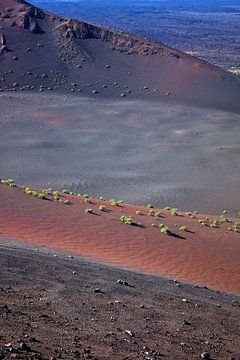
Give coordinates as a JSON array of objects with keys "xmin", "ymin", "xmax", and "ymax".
[
  {"xmin": 1, "ymin": 93, "xmax": 240, "ymax": 215},
  {"xmin": 0, "ymin": 238, "xmax": 240, "ymax": 360}
]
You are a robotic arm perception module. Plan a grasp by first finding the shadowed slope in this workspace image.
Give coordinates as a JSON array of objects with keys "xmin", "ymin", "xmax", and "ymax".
[{"xmin": 0, "ymin": 0, "xmax": 240, "ymax": 111}]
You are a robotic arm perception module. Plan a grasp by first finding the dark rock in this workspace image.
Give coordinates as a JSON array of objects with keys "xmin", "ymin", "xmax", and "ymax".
[
  {"xmin": 19, "ymin": 342, "xmax": 31, "ymax": 352},
  {"xmin": 29, "ymin": 22, "xmax": 44, "ymax": 34},
  {"xmin": 117, "ymin": 279, "xmax": 127, "ymax": 285},
  {"xmin": 200, "ymin": 352, "xmax": 210, "ymax": 359},
  {"xmin": 94, "ymin": 288, "xmax": 103, "ymax": 293},
  {"xmin": 0, "ymin": 33, "xmax": 6, "ymax": 46},
  {"xmin": 0, "ymin": 45, "xmax": 10, "ymax": 53}
]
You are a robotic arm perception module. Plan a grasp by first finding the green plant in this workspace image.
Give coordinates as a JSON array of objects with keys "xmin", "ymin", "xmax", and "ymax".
[
  {"xmin": 185, "ymin": 212, "xmax": 196, "ymax": 218},
  {"xmin": 43, "ymin": 189, "xmax": 51, "ymax": 195},
  {"xmin": 120, "ymin": 215, "xmax": 133, "ymax": 225},
  {"xmin": 228, "ymin": 225, "xmax": 239, "ymax": 232},
  {"xmin": 62, "ymin": 189, "xmax": 70, "ymax": 194},
  {"xmin": 24, "ymin": 187, "xmax": 45, "ymax": 200},
  {"xmin": 63, "ymin": 200, "xmax": 70, "ymax": 205},
  {"xmin": 170, "ymin": 208, "xmax": 179, "ymax": 216},
  {"xmin": 210, "ymin": 220, "xmax": 219, "ymax": 228},
  {"xmin": 160, "ymin": 226, "xmax": 171, "ymax": 235},
  {"xmin": 36, "ymin": 193, "xmax": 45, "ymax": 199},
  {"xmin": 148, "ymin": 210, "xmax": 155, "ymax": 216},
  {"xmin": 53, "ymin": 191, "xmax": 60, "ymax": 201},
  {"xmin": 99, "ymin": 205, "xmax": 107, "ymax": 212},
  {"xmin": 179, "ymin": 226, "xmax": 188, "ymax": 231},
  {"xmin": 2, "ymin": 179, "xmax": 16, "ymax": 187},
  {"xmin": 218, "ymin": 214, "xmax": 230, "ymax": 223},
  {"xmin": 198, "ymin": 219, "xmax": 208, "ymax": 226},
  {"xmin": 85, "ymin": 208, "xmax": 93, "ymax": 213},
  {"xmin": 147, "ymin": 204, "xmax": 154, "ymax": 209}
]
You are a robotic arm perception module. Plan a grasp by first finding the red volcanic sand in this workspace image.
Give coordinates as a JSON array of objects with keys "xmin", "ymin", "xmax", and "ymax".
[{"xmin": 0, "ymin": 184, "xmax": 240, "ymax": 295}]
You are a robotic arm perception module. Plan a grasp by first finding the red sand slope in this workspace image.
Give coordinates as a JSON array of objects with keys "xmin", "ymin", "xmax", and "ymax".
[{"xmin": 0, "ymin": 183, "xmax": 240, "ymax": 295}]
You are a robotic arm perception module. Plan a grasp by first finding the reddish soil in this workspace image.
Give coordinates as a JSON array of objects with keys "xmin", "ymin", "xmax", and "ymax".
[{"xmin": 0, "ymin": 183, "xmax": 239, "ymax": 296}]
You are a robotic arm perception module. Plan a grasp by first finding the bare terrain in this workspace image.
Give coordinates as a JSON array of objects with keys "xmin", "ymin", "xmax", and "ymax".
[
  {"xmin": 31, "ymin": 0, "xmax": 240, "ymax": 71},
  {"xmin": 1, "ymin": 239, "xmax": 240, "ymax": 360},
  {"xmin": 0, "ymin": 0, "xmax": 240, "ymax": 112}
]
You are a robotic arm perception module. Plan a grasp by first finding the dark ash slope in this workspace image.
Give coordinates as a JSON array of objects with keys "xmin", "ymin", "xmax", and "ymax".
[
  {"xmin": 0, "ymin": 239, "xmax": 240, "ymax": 359},
  {"xmin": 0, "ymin": 0, "xmax": 240, "ymax": 112}
]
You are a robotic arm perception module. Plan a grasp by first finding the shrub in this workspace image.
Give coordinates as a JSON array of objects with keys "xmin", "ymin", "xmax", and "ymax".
[
  {"xmin": 160, "ymin": 226, "xmax": 171, "ymax": 235},
  {"xmin": 170, "ymin": 208, "xmax": 179, "ymax": 216},
  {"xmin": 99, "ymin": 205, "xmax": 107, "ymax": 212},
  {"xmin": 147, "ymin": 204, "xmax": 154, "ymax": 209},
  {"xmin": 120, "ymin": 215, "xmax": 133, "ymax": 225},
  {"xmin": 85, "ymin": 208, "xmax": 93, "ymax": 213},
  {"xmin": 186, "ymin": 211, "xmax": 196, "ymax": 219},
  {"xmin": 164, "ymin": 207, "xmax": 171, "ymax": 211},
  {"xmin": 198, "ymin": 219, "xmax": 208, "ymax": 226},
  {"xmin": 2, "ymin": 179, "xmax": 16, "ymax": 187},
  {"xmin": 218, "ymin": 214, "xmax": 230, "ymax": 223},
  {"xmin": 62, "ymin": 189, "xmax": 70, "ymax": 194},
  {"xmin": 179, "ymin": 226, "xmax": 187, "ymax": 231},
  {"xmin": 148, "ymin": 210, "xmax": 155, "ymax": 216}
]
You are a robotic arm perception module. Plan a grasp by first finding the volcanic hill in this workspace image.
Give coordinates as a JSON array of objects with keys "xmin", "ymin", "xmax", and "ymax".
[{"xmin": 0, "ymin": 0, "xmax": 240, "ymax": 111}]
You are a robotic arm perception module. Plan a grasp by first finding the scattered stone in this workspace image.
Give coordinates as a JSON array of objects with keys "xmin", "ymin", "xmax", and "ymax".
[
  {"xmin": 125, "ymin": 330, "xmax": 134, "ymax": 337},
  {"xmin": 200, "ymin": 352, "xmax": 210, "ymax": 359},
  {"xmin": 19, "ymin": 342, "xmax": 31, "ymax": 352},
  {"xmin": 117, "ymin": 279, "xmax": 130, "ymax": 286},
  {"xmin": 0, "ymin": 33, "xmax": 6, "ymax": 46},
  {"xmin": 94, "ymin": 288, "xmax": 103, "ymax": 293},
  {"xmin": 0, "ymin": 45, "xmax": 10, "ymax": 53}
]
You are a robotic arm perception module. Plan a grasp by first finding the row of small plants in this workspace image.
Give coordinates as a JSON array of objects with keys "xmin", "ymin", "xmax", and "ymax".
[{"xmin": 1, "ymin": 179, "xmax": 239, "ymax": 234}]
